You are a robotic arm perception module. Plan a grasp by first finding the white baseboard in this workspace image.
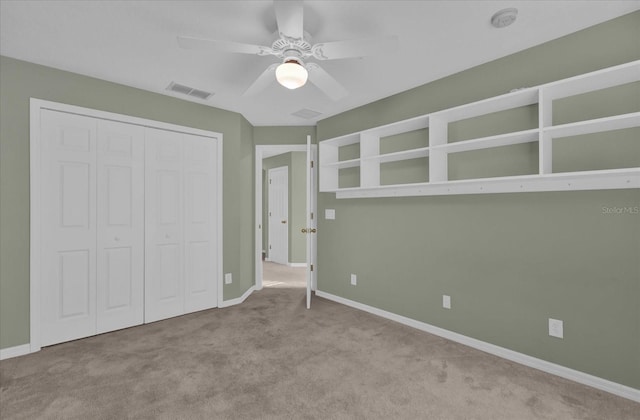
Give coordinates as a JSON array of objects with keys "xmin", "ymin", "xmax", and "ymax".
[
  {"xmin": 315, "ymin": 290, "xmax": 640, "ymax": 403},
  {"xmin": 0, "ymin": 343, "xmax": 32, "ymax": 360},
  {"xmin": 220, "ymin": 285, "xmax": 256, "ymax": 308},
  {"xmin": 288, "ymin": 262, "xmax": 307, "ymax": 268}
]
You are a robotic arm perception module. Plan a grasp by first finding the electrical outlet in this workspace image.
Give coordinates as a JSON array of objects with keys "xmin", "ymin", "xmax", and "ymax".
[
  {"xmin": 442, "ymin": 295, "xmax": 451, "ymax": 309},
  {"xmin": 548, "ymin": 318, "xmax": 563, "ymax": 338},
  {"xmin": 350, "ymin": 274, "xmax": 357, "ymax": 286},
  {"xmin": 224, "ymin": 273, "xmax": 232, "ymax": 285}
]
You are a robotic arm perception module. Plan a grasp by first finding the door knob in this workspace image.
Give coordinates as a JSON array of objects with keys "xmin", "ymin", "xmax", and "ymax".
[
  {"xmin": 281, "ymin": 220, "xmax": 287, "ymax": 224},
  {"xmin": 301, "ymin": 228, "xmax": 308, "ymax": 233},
  {"xmin": 310, "ymin": 228, "xmax": 317, "ymax": 233}
]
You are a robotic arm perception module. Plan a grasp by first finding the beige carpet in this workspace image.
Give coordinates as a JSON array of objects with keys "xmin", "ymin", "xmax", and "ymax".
[{"xmin": 1, "ymin": 262, "xmax": 638, "ymax": 419}]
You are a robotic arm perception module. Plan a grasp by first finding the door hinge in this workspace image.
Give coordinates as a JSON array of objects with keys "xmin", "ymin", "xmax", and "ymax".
[
  {"xmin": 310, "ymin": 160, "xmax": 314, "ymax": 168},
  {"xmin": 269, "ymin": 211, "xmax": 271, "ymax": 216},
  {"xmin": 310, "ymin": 212, "xmax": 314, "ymax": 220},
  {"xmin": 310, "ymin": 264, "xmax": 314, "ymax": 271},
  {"xmin": 269, "ymin": 179, "xmax": 272, "ymax": 184},
  {"xmin": 269, "ymin": 245, "xmax": 272, "ymax": 250}
]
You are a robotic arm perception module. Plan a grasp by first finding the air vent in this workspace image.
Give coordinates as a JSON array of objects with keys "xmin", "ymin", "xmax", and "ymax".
[
  {"xmin": 292, "ymin": 108, "xmax": 322, "ymax": 119},
  {"xmin": 166, "ymin": 82, "xmax": 214, "ymax": 100}
]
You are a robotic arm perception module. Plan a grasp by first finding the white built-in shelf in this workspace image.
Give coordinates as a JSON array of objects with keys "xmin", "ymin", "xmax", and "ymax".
[
  {"xmin": 325, "ymin": 158, "xmax": 361, "ymax": 169},
  {"xmin": 434, "ymin": 129, "xmax": 539, "ymax": 154},
  {"xmin": 544, "ymin": 112, "xmax": 640, "ymax": 138},
  {"xmin": 369, "ymin": 147, "xmax": 430, "ymax": 163},
  {"xmin": 430, "ymin": 87, "xmax": 539, "ymax": 123},
  {"xmin": 319, "ymin": 60, "xmax": 640, "ymax": 198}
]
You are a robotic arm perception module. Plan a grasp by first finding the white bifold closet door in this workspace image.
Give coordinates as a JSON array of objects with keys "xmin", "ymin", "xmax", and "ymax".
[
  {"xmin": 96, "ymin": 120, "xmax": 145, "ymax": 334},
  {"xmin": 144, "ymin": 128, "xmax": 218, "ymax": 323},
  {"xmin": 40, "ymin": 111, "xmax": 144, "ymax": 346},
  {"xmin": 39, "ymin": 108, "xmax": 219, "ymax": 347}
]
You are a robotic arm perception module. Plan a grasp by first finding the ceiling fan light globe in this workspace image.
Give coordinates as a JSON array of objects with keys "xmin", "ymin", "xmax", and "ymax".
[{"xmin": 276, "ymin": 62, "xmax": 308, "ymax": 89}]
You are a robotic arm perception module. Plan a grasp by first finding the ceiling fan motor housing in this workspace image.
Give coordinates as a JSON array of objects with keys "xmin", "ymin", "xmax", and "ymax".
[{"xmin": 271, "ymin": 34, "xmax": 313, "ymax": 59}]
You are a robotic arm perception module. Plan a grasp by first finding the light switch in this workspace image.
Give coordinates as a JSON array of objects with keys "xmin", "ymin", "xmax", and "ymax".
[
  {"xmin": 548, "ymin": 318, "xmax": 563, "ymax": 338},
  {"xmin": 224, "ymin": 273, "xmax": 232, "ymax": 284},
  {"xmin": 325, "ymin": 209, "xmax": 336, "ymax": 220}
]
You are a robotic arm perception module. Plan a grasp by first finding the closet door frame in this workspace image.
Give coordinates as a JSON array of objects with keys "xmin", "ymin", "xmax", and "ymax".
[{"xmin": 29, "ymin": 98, "xmax": 223, "ymax": 352}]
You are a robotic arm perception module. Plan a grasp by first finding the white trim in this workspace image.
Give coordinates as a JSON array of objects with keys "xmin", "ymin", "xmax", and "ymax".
[
  {"xmin": 220, "ymin": 286, "xmax": 256, "ymax": 308},
  {"xmin": 288, "ymin": 262, "xmax": 308, "ymax": 268},
  {"xmin": 255, "ymin": 144, "xmax": 308, "ymax": 291},
  {"xmin": 215, "ymin": 135, "xmax": 224, "ymax": 308},
  {"xmin": 30, "ymin": 98, "xmax": 220, "ymax": 138},
  {"xmin": 29, "ymin": 100, "xmax": 42, "ymax": 353},
  {"xmin": 30, "ymin": 98, "xmax": 224, "ymax": 352},
  {"xmin": 315, "ymin": 290, "xmax": 640, "ymax": 403},
  {"xmin": 0, "ymin": 344, "xmax": 32, "ymax": 360}
]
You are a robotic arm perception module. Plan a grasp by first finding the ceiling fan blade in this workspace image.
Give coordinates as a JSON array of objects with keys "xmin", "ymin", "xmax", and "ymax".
[
  {"xmin": 177, "ymin": 35, "xmax": 273, "ymax": 56},
  {"xmin": 307, "ymin": 63, "xmax": 348, "ymax": 101},
  {"xmin": 274, "ymin": 0, "xmax": 304, "ymax": 40},
  {"xmin": 311, "ymin": 35, "xmax": 398, "ymax": 60},
  {"xmin": 243, "ymin": 64, "xmax": 279, "ymax": 96}
]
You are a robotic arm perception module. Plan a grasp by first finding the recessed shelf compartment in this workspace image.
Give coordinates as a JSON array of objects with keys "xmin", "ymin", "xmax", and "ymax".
[
  {"xmin": 338, "ymin": 166, "xmax": 360, "ymax": 189},
  {"xmin": 381, "ymin": 157, "xmax": 429, "ymax": 186},
  {"xmin": 319, "ymin": 60, "xmax": 640, "ymax": 198},
  {"xmin": 552, "ymin": 126, "xmax": 640, "ymax": 173},
  {"xmin": 448, "ymin": 142, "xmax": 538, "ymax": 181}
]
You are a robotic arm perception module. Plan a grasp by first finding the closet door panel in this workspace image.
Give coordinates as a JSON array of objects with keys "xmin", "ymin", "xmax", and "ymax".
[
  {"xmin": 145, "ymin": 128, "xmax": 185, "ymax": 322},
  {"xmin": 40, "ymin": 110, "xmax": 98, "ymax": 346},
  {"xmin": 96, "ymin": 120, "xmax": 145, "ymax": 333},
  {"xmin": 184, "ymin": 134, "xmax": 218, "ymax": 313}
]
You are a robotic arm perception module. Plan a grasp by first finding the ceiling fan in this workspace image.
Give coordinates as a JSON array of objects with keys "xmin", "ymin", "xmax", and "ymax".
[{"xmin": 177, "ymin": 0, "xmax": 397, "ymax": 101}]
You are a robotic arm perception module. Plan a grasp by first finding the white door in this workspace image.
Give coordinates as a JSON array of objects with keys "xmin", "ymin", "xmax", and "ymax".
[
  {"xmin": 40, "ymin": 110, "xmax": 98, "ymax": 346},
  {"xmin": 145, "ymin": 128, "xmax": 185, "ymax": 322},
  {"xmin": 96, "ymin": 120, "xmax": 145, "ymax": 333},
  {"xmin": 145, "ymin": 129, "xmax": 219, "ymax": 322},
  {"xmin": 34, "ymin": 100, "xmax": 223, "ymax": 347},
  {"xmin": 268, "ymin": 166, "xmax": 289, "ymax": 265},
  {"xmin": 305, "ymin": 136, "xmax": 318, "ymax": 309},
  {"xmin": 183, "ymin": 133, "xmax": 219, "ymax": 313}
]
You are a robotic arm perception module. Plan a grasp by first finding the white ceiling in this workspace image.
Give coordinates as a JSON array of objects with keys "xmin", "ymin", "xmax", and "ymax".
[{"xmin": 1, "ymin": 1, "xmax": 638, "ymax": 126}]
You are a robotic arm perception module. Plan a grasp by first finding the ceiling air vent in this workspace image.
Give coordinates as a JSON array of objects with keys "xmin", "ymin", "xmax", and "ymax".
[
  {"xmin": 166, "ymin": 82, "xmax": 214, "ymax": 100},
  {"xmin": 292, "ymin": 108, "xmax": 322, "ymax": 119}
]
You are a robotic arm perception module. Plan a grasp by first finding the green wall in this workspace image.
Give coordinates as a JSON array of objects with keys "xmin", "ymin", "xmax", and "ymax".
[
  {"xmin": 0, "ymin": 56, "xmax": 254, "ymax": 349},
  {"xmin": 316, "ymin": 11, "xmax": 640, "ymax": 389},
  {"xmin": 263, "ymin": 152, "xmax": 307, "ymax": 264},
  {"xmin": 253, "ymin": 126, "xmax": 315, "ymax": 145}
]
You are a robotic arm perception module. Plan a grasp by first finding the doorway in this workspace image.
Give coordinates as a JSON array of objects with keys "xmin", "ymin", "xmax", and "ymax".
[
  {"xmin": 255, "ymin": 145, "xmax": 312, "ymax": 291},
  {"xmin": 267, "ymin": 166, "xmax": 289, "ymax": 265}
]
